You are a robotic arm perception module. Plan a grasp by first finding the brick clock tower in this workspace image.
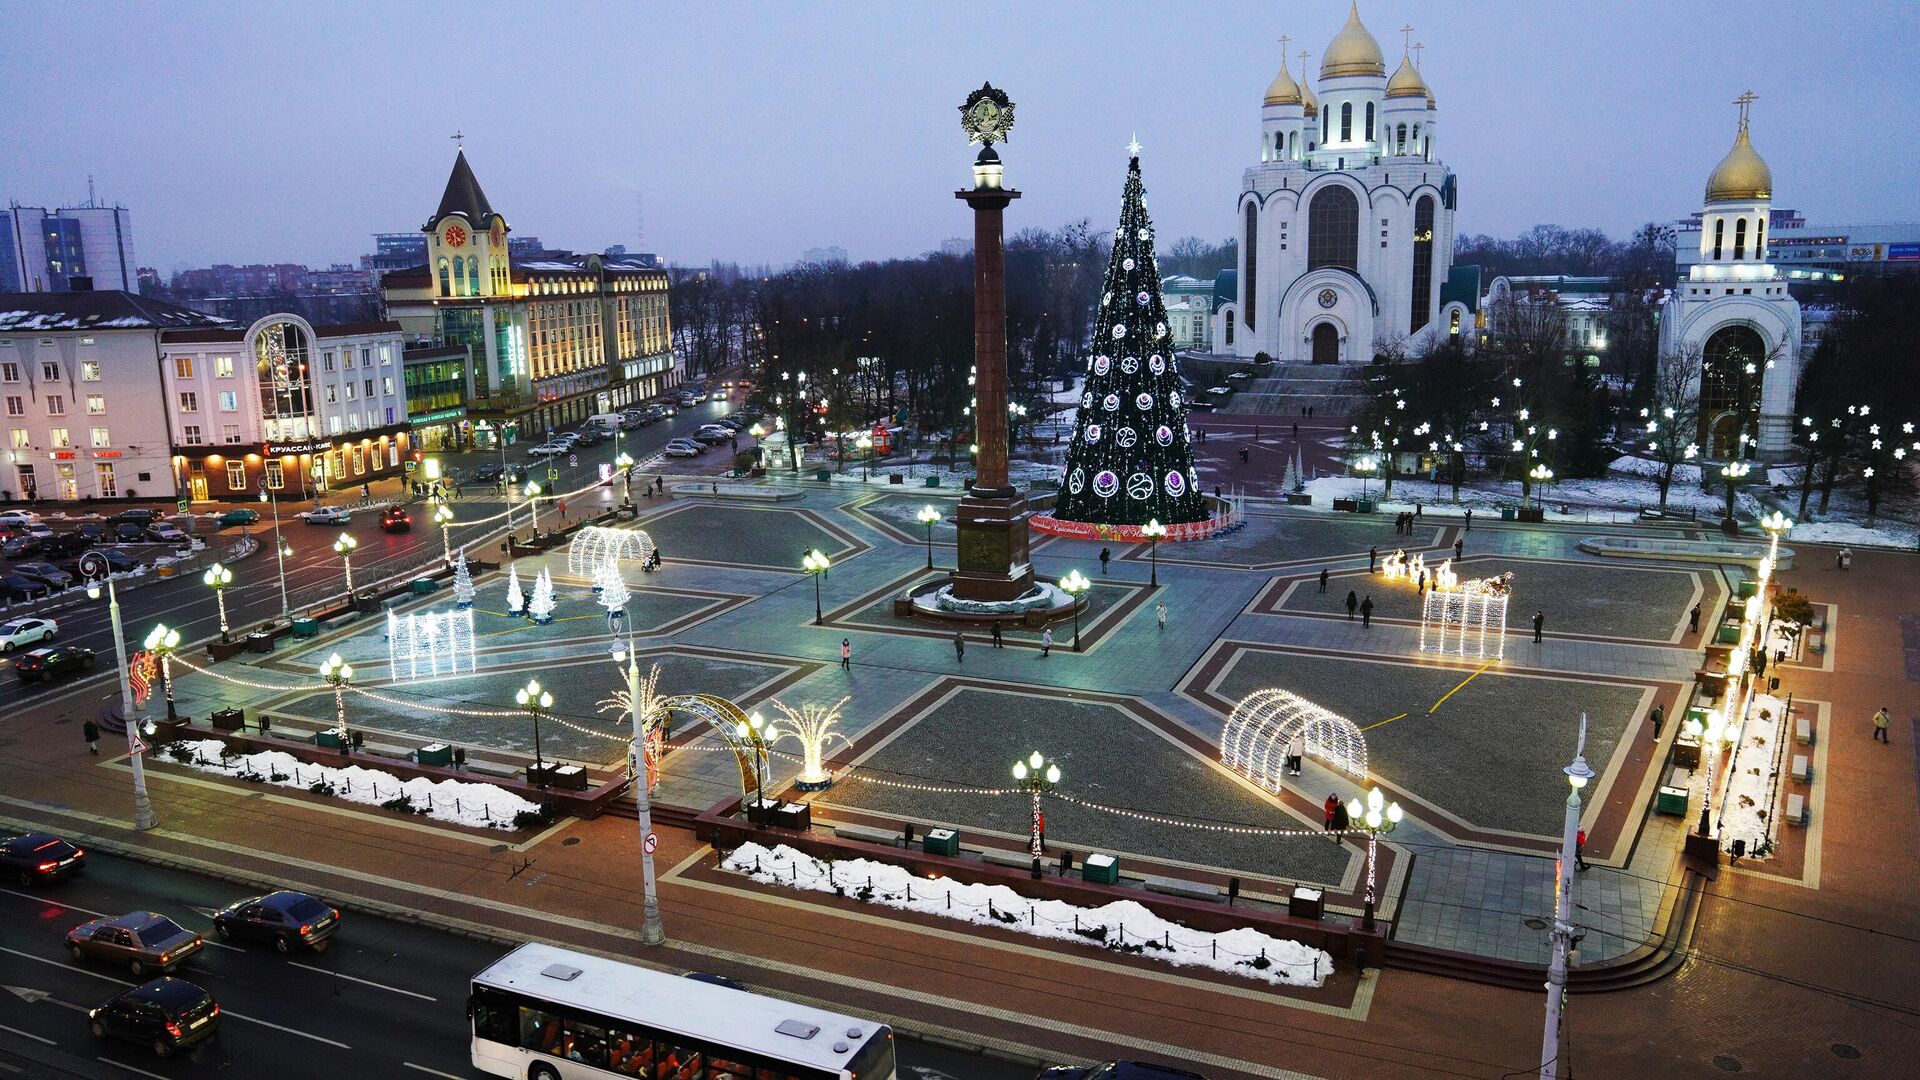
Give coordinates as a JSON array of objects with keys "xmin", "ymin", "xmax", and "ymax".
[{"xmin": 949, "ymin": 84, "xmax": 1036, "ymax": 602}]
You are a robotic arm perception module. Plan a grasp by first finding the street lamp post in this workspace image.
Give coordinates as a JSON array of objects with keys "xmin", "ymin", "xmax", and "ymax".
[
  {"xmin": 524, "ymin": 480, "xmax": 543, "ymax": 536},
  {"xmin": 1059, "ymin": 569, "xmax": 1091, "ymax": 651},
  {"xmin": 260, "ymin": 487, "xmax": 291, "ymax": 619},
  {"xmin": 610, "ymin": 638, "xmax": 667, "ymax": 944},
  {"xmin": 803, "ymin": 548, "xmax": 831, "ymax": 624},
  {"xmin": 1011, "ymin": 751, "xmax": 1060, "ymax": 879},
  {"xmin": 318, "ymin": 652, "xmax": 353, "ymax": 742},
  {"xmin": 143, "ymin": 624, "xmax": 182, "ymax": 725},
  {"xmin": 1354, "ymin": 457, "xmax": 1377, "ymax": 501},
  {"xmin": 1720, "ymin": 461, "xmax": 1751, "ymax": 526},
  {"xmin": 433, "ymin": 504, "xmax": 456, "ymax": 565},
  {"xmin": 1685, "ymin": 710, "xmax": 1735, "ymax": 837},
  {"xmin": 614, "ymin": 451, "xmax": 636, "ymax": 506},
  {"xmin": 736, "ymin": 710, "xmax": 773, "ymax": 813},
  {"xmin": 916, "ymin": 505, "xmax": 941, "ymax": 570},
  {"xmin": 1344, "ymin": 787, "xmax": 1403, "ymax": 930},
  {"xmin": 1141, "ymin": 518, "xmax": 1166, "ymax": 588},
  {"xmin": 332, "ymin": 533, "xmax": 358, "ymax": 597},
  {"xmin": 1528, "ymin": 464, "xmax": 1555, "ymax": 510},
  {"xmin": 85, "ymin": 557, "xmax": 156, "ymax": 830},
  {"xmin": 515, "ymin": 679, "xmax": 554, "ymax": 787},
  {"xmin": 202, "ymin": 562, "xmax": 233, "ymax": 642},
  {"xmin": 1541, "ymin": 714, "xmax": 1595, "ymax": 1080},
  {"xmin": 857, "ymin": 433, "xmax": 873, "ymax": 481}
]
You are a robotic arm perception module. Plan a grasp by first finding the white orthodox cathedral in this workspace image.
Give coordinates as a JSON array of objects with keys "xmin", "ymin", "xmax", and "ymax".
[{"xmin": 1211, "ymin": 3, "xmax": 1456, "ymax": 365}]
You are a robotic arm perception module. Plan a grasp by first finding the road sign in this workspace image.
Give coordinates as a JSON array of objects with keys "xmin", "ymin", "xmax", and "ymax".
[
  {"xmin": 404, "ymin": 460, "xmax": 417, "ymax": 473},
  {"xmin": 643, "ymin": 832, "xmax": 659, "ymax": 855},
  {"xmin": 177, "ymin": 498, "xmax": 190, "ymax": 514},
  {"xmin": 547, "ymin": 465, "xmax": 558, "ymax": 481},
  {"xmin": 568, "ymin": 454, "xmax": 578, "ymax": 468},
  {"xmin": 128, "ymin": 728, "xmax": 150, "ymax": 756}
]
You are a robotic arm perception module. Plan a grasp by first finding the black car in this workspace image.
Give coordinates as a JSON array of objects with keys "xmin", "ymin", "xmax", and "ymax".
[
  {"xmin": 572, "ymin": 428, "xmax": 603, "ymax": 447},
  {"xmin": 16, "ymin": 645, "xmax": 96, "ymax": 682},
  {"xmin": 43, "ymin": 532, "xmax": 92, "ymax": 557},
  {"xmin": 1037, "ymin": 1064, "xmax": 1210, "ymax": 1080},
  {"xmin": 1, "ymin": 535, "xmax": 43, "ymax": 558},
  {"xmin": 76, "ymin": 523, "xmax": 107, "ymax": 542},
  {"xmin": 380, "ymin": 505, "xmax": 412, "ymax": 532},
  {"xmin": 115, "ymin": 521, "xmax": 149, "ymax": 542},
  {"xmin": 12, "ymin": 561, "xmax": 72, "ymax": 589},
  {"xmin": 87, "ymin": 547, "xmax": 140, "ymax": 573},
  {"xmin": 108, "ymin": 508, "xmax": 160, "ymax": 527},
  {"xmin": 0, "ymin": 573, "xmax": 46, "ymax": 601},
  {"xmin": 88, "ymin": 978, "xmax": 220, "ymax": 1059},
  {"xmin": 0, "ymin": 832, "xmax": 86, "ymax": 886},
  {"xmin": 212, "ymin": 890, "xmax": 340, "ymax": 952}
]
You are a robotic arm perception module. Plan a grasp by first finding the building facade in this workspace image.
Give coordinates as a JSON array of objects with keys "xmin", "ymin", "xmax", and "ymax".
[
  {"xmin": 1, "ymin": 204, "xmax": 138, "ymax": 293},
  {"xmin": 1159, "ymin": 275, "xmax": 1214, "ymax": 350},
  {"xmin": 159, "ymin": 316, "xmax": 411, "ymax": 501},
  {"xmin": 1676, "ymin": 214, "xmax": 1918, "ymax": 289},
  {"xmin": 1659, "ymin": 101, "xmax": 1802, "ymax": 460},
  {"xmin": 0, "ymin": 290, "xmax": 229, "ymax": 503},
  {"xmin": 380, "ymin": 151, "xmax": 678, "ymax": 445},
  {"xmin": 1211, "ymin": 4, "xmax": 1456, "ymax": 365}
]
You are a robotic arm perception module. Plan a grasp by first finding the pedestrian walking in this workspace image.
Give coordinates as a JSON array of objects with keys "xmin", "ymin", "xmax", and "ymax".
[
  {"xmin": 1040, "ymin": 627, "xmax": 1053, "ymax": 657},
  {"xmin": 656, "ymin": 475, "xmax": 664, "ymax": 495},
  {"xmin": 83, "ymin": 719, "xmax": 100, "ymax": 755},
  {"xmin": 361, "ymin": 482, "xmax": 372, "ymax": 504},
  {"xmin": 1099, "ymin": 547, "xmax": 1112, "ymax": 575},
  {"xmin": 1331, "ymin": 796, "xmax": 1351, "ymax": 844},
  {"xmin": 991, "ymin": 621, "xmax": 1004, "ymax": 648},
  {"xmin": 1415, "ymin": 503, "xmax": 1422, "ymax": 519},
  {"xmin": 1319, "ymin": 567, "xmax": 1329, "ymax": 593},
  {"xmin": 1360, "ymin": 595, "xmax": 1374, "ymax": 627},
  {"xmin": 1240, "ymin": 447, "xmax": 1250, "ymax": 464},
  {"xmin": 1873, "ymin": 706, "xmax": 1892, "ymax": 743},
  {"xmin": 1037, "ymin": 809, "xmax": 1048, "ymax": 853},
  {"xmin": 1292, "ymin": 423, "xmax": 1299, "ymax": 439},
  {"xmin": 840, "ymin": 638, "xmax": 851, "ymax": 672},
  {"xmin": 1575, "ymin": 828, "xmax": 1590, "ymax": 871},
  {"xmin": 1369, "ymin": 546, "xmax": 1378, "ymax": 572},
  {"xmin": 1345, "ymin": 590, "xmax": 1358, "ymax": 620},
  {"xmin": 1156, "ymin": 601, "xmax": 1167, "ymax": 630},
  {"xmin": 1286, "ymin": 733, "xmax": 1304, "ymax": 776},
  {"xmin": 1463, "ymin": 508, "xmax": 1472, "ymax": 531},
  {"xmin": 1689, "ymin": 602, "xmax": 1702, "ymax": 633},
  {"xmin": 1323, "ymin": 793, "xmax": 1340, "ymax": 834},
  {"xmin": 1417, "ymin": 569, "xmax": 1427, "ymax": 595},
  {"xmin": 1253, "ymin": 424, "xmax": 1260, "ymax": 441},
  {"xmin": 1533, "ymin": 610, "xmax": 1545, "ymax": 643},
  {"xmin": 1651, "ymin": 704, "xmax": 1665, "ymax": 740},
  {"xmin": 1454, "ymin": 538, "xmax": 1464, "ymax": 561},
  {"xmin": 954, "ymin": 631, "xmax": 965, "ymax": 663}
]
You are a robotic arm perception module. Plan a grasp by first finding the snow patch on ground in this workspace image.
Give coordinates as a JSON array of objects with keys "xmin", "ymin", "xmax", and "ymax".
[
  {"xmin": 721, "ymin": 841, "xmax": 1332, "ymax": 987},
  {"xmin": 1719, "ymin": 693, "xmax": 1788, "ymax": 859},
  {"xmin": 166, "ymin": 739, "xmax": 540, "ymax": 829}
]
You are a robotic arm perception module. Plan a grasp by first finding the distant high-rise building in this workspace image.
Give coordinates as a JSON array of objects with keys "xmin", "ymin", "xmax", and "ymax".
[
  {"xmin": 1, "ymin": 203, "xmax": 137, "ymax": 292},
  {"xmin": 360, "ymin": 233, "xmax": 428, "ymax": 274},
  {"xmin": 801, "ymin": 246, "xmax": 848, "ymax": 265}
]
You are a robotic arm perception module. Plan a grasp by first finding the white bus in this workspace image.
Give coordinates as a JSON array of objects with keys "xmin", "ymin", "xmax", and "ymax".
[{"xmin": 469, "ymin": 943, "xmax": 896, "ymax": 1080}]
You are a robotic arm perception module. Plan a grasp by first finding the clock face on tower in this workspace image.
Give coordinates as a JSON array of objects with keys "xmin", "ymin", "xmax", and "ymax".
[
  {"xmin": 1317, "ymin": 288, "xmax": 1338, "ymax": 309},
  {"xmin": 444, "ymin": 224, "xmax": 467, "ymax": 248}
]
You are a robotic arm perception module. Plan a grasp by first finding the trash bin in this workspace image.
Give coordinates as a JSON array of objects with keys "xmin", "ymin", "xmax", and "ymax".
[
  {"xmin": 815, "ymin": 470, "xmax": 832, "ymax": 482},
  {"xmin": 1354, "ymin": 499, "xmax": 1375, "ymax": 514},
  {"xmin": 924, "ymin": 476, "xmax": 940, "ymax": 488},
  {"xmin": 923, "ymin": 828, "xmax": 959, "ymax": 857},
  {"xmin": 1735, "ymin": 578, "xmax": 1757, "ymax": 599},
  {"xmin": 411, "ymin": 577, "xmax": 438, "ymax": 596},
  {"xmin": 314, "ymin": 730, "xmax": 346, "ymax": 749},
  {"xmin": 1289, "ymin": 886, "xmax": 1325, "ymax": 920},
  {"xmin": 549, "ymin": 764, "xmax": 589, "ymax": 791},
  {"xmin": 1082, "ymin": 852, "xmax": 1119, "ymax": 885},
  {"xmin": 417, "ymin": 742, "xmax": 453, "ymax": 767},
  {"xmin": 247, "ymin": 632, "xmax": 274, "ymax": 654},
  {"xmin": 210, "ymin": 708, "xmax": 244, "ymax": 732},
  {"xmin": 292, "ymin": 618, "xmax": 319, "ymax": 638},
  {"xmin": 1499, "ymin": 505, "xmax": 1518, "ymax": 521},
  {"xmin": 354, "ymin": 595, "xmax": 381, "ymax": 614}
]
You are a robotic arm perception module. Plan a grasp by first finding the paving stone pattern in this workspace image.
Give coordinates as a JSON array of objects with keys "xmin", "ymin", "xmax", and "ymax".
[{"xmin": 642, "ymin": 504, "xmax": 848, "ymax": 569}]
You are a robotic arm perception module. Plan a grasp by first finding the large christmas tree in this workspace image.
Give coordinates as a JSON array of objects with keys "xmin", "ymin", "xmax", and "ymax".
[{"xmin": 1053, "ymin": 150, "xmax": 1207, "ymax": 527}]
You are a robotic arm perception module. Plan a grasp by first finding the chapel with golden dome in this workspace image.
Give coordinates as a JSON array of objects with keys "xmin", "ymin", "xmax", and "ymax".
[{"xmin": 1212, "ymin": 3, "xmax": 1456, "ymax": 365}]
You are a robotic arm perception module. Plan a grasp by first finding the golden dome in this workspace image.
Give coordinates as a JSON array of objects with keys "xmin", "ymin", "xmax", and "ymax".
[
  {"xmin": 1386, "ymin": 54, "xmax": 1427, "ymax": 99},
  {"xmin": 1705, "ymin": 127, "xmax": 1773, "ymax": 202},
  {"xmin": 1320, "ymin": 3, "xmax": 1386, "ymax": 79},
  {"xmin": 1301, "ymin": 66, "xmax": 1319, "ymax": 116},
  {"xmin": 1426, "ymin": 88, "xmax": 1436, "ymax": 110},
  {"xmin": 1264, "ymin": 56, "xmax": 1301, "ymax": 106}
]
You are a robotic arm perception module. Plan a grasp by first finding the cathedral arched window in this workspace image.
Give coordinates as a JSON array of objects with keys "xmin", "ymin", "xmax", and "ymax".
[
  {"xmin": 1410, "ymin": 195, "xmax": 1436, "ymax": 332},
  {"xmin": 1733, "ymin": 219, "xmax": 1748, "ymax": 261},
  {"xmin": 1307, "ymin": 186, "xmax": 1359, "ymax": 271},
  {"xmin": 1321, "ymin": 109, "xmax": 1329, "ymax": 143},
  {"xmin": 1755, "ymin": 219, "xmax": 1765, "ymax": 259},
  {"xmin": 1396, "ymin": 124, "xmax": 1406, "ymax": 153},
  {"xmin": 1365, "ymin": 102, "xmax": 1375, "ymax": 142},
  {"xmin": 1243, "ymin": 202, "xmax": 1259, "ymax": 331},
  {"xmin": 1712, "ymin": 219, "xmax": 1725, "ymax": 261},
  {"xmin": 1340, "ymin": 102, "xmax": 1353, "ymax": 143},
  {"xmin": 437, "ymin": 257, "xmax": 451, "ymax": 297},
  {"xmin": 466, "ymin": 256, "xmax": 480, "ymax": 296},
  {"xmin": 1225, "ymin": 309, "xmax": 1235, "ymax": 347}
]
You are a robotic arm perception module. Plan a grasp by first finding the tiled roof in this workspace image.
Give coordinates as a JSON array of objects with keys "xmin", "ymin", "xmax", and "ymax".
[
  {"xmin": 433, "ymin": 150, "xmax": 496, "ymax": 224},
  {"xmin": 0, "ymin": 291, "xmax": 232, "ymax": 332}
]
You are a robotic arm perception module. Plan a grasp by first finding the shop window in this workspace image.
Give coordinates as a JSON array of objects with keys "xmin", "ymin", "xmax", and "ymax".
[
  {"xmin": 264, "ymin": 460, "xmax": 283, "ymax": 489},
  {"xmin": 226, "ymin": 462, "xmax": 246, "ymax": 490}
]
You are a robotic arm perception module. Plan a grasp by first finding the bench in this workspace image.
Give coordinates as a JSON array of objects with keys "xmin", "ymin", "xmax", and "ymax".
[
  {"xmin": 1144, "ymin": 875, "xmax": 1223, "ymax": 902},
  {"xmin": 1667, "ymin": 765, "xmax": 1693, "ymax": 789},
  {"xmin": 1786, "ymin": 792, "xmax": 1808, "ymax": 826},
  {"xmin": 1791, "ymin": 754, "xmax": 1812, "ymax": 783},
  {"xmin": 831, "ymin": 824, "xmax": 902, "ymax": 847},
  {"xmin": 979, "ymin": 847, "xmax": 1040, "ymax": 870},
  {"xmin": 462, "ymin": 760, "xmax": 521, "ymax": 782},
  {"xmin": 1795, "ymin": 717, "xmax": 1813, "ymax": 745}
]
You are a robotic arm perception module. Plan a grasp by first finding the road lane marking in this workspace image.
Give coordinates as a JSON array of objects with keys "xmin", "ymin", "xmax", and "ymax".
[
  {"xmin": 0, "ymin": 1023, "xmax": 55, "ymax": 1045},
  {"xmin": 0, "ymin": 946, "xmax": 125, "ymax": 986},
  {"xmin": 286, "ymin": 961, "xmax": 437, "ymax": 1002},
  {"xmin": 403, "ymin": 1064, "xmax": 467, "ymax": 1079},
  {"xmin": 97, "ymin": 1058, "xmax": 170, "ymax": 1080},
  {"xmin": 217, "ymin": 1007, "xmax": 351, "ymax": 1048}
]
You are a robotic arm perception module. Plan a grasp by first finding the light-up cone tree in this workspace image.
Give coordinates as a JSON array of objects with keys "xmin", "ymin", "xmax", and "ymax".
[
  {"xmin": 765, "ymin": 697, "xmax": 849, "ymax": 791},
  {"xmin": 1053, "ymin": 144, "xmax": 1207, "ymax": 527},
  {"xmin": 451, "ymin": 550, "xmax": 475, "ymax": 609},
  {"xmin": 505, "ymin": 564, "xmax": 526, "ymax": 616},
  {"xmin": 528, "ymin": 568, "xmax": 556, "ymax": 624}
]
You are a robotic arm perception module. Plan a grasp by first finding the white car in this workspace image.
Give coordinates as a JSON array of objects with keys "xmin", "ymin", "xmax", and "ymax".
[
  {"xmin": 0, "ymin": 510, "xmax": 41, "ymax": 528},
  {"xmin": 0, "ymin": 616, "xmax": 57, "ymax": 652},
  {"xmin": 663, "ymin": 439, "xmax": 703, "ymax": 458},
  {"xmin": 527, "ymin": 443, "xmax": 568, "ymax": 457},
  {"xmin": 299, "ymin": 506, "xmax": 352, "ymax": 525}
]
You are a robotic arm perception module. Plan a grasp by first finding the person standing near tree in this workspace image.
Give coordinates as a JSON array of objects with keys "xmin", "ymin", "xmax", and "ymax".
[
  {"xmin": 1360, "ymin": 595, "xmax": 1374, "ymax": 628},
  {"xmin": 1319, "ymin": 567, "xmax": 1330, "ymax": 593},
  {"xmin": 1533, "ymin": 610, "xmax": 1545, "ymax": 643},
  {"xmin": 1463, "ymin": 507, "xmax": 1472, "ymax": 531},
  {"xmin": 1345, "ymin": 590, "xmax": 1358, "ymax": 620}
]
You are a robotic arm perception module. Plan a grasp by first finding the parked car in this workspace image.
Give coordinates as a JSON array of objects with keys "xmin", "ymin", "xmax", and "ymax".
[
  {"xmin": 88, "ymin": 977, "xmax": 220, "ymax": 1058},
  {"xmin": 0, "ymin": 574, "xmax": 47, "ymax": 601},
  {"xmin": 1226, "ymin": 371, "xmax": 1254, "ymax": 383},
  {"xmin": 43, "ymin": 532, "xmax": 93, "ymax": 557},
  {"xmin": 380, "ymin": 506, "xmax": 412, "ymax": 533},
  {"xmin": 299, "ymin": 506, "xmax": 352, "ymax": 525},
  {"xmin": 0, "ymin": 510, "xmax": 43, "ymax": 528},
  {"xmin": 76, "ymin": 523, "xmax": 107, "ymax": 542},
  {"xmin": 67, "ymin": 912, "xmax": 203, "ymax": 977},
  {"xmin": 12, "ymin": 561, "xmax": 72, "ymax": 590},
  {"xmin": 572, "ymin": 428, "xmax": 603, "ymax": 447},
  {"xmin": 1, "ymin": 535, "xmax": 43, "ymax": 559},
  {"xmin": 211, "ymin": 890, "xmax": 341, "ymax": 953},
  {"xmin": 87, "ymin": 548, "xmax": 140, "ymax": 573},
  {"xmin": 108, "ymin": 508, "xmax": 160, "ymax": 527},
  {"xmin": 115, "ymin": 522, "xmax": 150, "ymax": 542},
  {"xmin": 1037, "ymin": 1064, "xmax": 1210, "ymax": 1080},
  {"xmin": 217, "ymin": 508, "xmax": 260, "ymax": 527},
  {"xmin": 0, "ymin": 832, "xmax": 85, "ymax": 886},
  {"xmin": 15, "ymin": 645, "xmax": 95, "ymax": 682},
  {"xmin": 526, "ymin": 442, "xmax": 568, "ymax": 458},
  {"xmin": 663, "ymin": 439, "xmax": 703, "ymax": 458},
  {"xmin": 0, "ymin": 616, "xmax": 57, "ymax": 652},
  {"xmin": 145, "ymin": 523, "xmax": 189, "ymax": 544}
]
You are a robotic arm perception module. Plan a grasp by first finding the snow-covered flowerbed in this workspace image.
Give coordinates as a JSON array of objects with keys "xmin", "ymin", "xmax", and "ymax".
[
  {"xmin": 721, "ymin": 842, "xmax": 1332, "ymax": 987},
  {"xmin": 1718, "ymin": 693, "xmax": 1787, "ymax": 858},
  {"xmin": 164, "ymin": 739, "xmax": 543, "ymax": 830}
]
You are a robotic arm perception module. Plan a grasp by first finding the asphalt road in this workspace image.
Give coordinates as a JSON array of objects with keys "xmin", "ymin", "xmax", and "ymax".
[
  {"xmin": 0, "ymin": 850, "xmax": 1037, "ymax": 1080},
  {"xmin": 1, "ymin": 393, "xmax": 753, "ymax": 701}
]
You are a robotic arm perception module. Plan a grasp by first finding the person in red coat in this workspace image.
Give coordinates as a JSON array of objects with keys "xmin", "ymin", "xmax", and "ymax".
[{"xmin": 1324, "ymin": 793, "xmax": 1340, "ymax": 834}]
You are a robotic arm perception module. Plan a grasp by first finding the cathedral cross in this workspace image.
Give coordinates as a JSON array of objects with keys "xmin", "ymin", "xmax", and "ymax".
[
  {"xmin": 1413, "ymin": 42, "xmax": 1425, "ymax": 67},
  {"xmin": 1401, "ymin": 24, "xmax": 1414, "ymax": 52},
  {"xmin": 1733, "ymin": 90, "xmax": 1758, "ymax": 130},
  {"xmin": 450, "ymin": 130, "xmax": 465, "ymax": 148}
]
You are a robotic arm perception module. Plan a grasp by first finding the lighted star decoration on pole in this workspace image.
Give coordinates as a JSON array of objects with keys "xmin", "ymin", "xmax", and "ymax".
[{"xmin": 1127, "ymin": 133, "xmax": 1142, "ymax": 157}]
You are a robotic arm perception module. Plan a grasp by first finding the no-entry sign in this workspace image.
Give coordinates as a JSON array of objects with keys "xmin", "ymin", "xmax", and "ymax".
[{"xmin": 643, "ymin": 832, "xmax": 659, "ymax": 855}]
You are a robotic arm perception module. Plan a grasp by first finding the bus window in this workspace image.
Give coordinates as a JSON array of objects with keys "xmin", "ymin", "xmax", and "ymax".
[
  {"xmin": 472, "ymin": 995, "xmax": 516, "ymax": 1045},
  {"xmin": 564, "ymin": 1018, "xmax": 609, "ymax": 1069},
  {"xmin": 608, "ymin": 1028, "xmax": 647, "ymax": 1075},
  {"xmin": 653, "ymin": 1040, "xmax": 704, "ymax": 1080},
  {"xmin": 520, "ymin": 1006, "xmax": 564, "ymax": 1056},
  {"xmin": 848, "ymin": 1031, "xmax": 896, "ymax": 1080},
  {"xmin": 708, "ymin": 1058, "xmax": 751, "ymax": 1080}
]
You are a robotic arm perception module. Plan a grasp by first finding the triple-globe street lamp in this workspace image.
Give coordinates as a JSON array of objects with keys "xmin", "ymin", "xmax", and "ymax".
[
  {"xmin": 516, "ymin": 678, "xmax": 554, "ymax": 787},
  {"xmin": 613, "ymin": 451, "xmax": 636, "ymax": 506},
  {"xmin": 433, "ymin": 504, "xmax": 456, "ymax": 564},
  {"xmin": 802, "ymin": 549, "xmax": 831, "ymax": 624},
  {"xmin": 1011, "ymin": 751, "xmax": 1061, "ymax": 879},
  {"xmin": 143, "ymin": 624, "xmax": 182, "ymax": 724},
  {"xmin": 202, "ymin": 562, "xmax": 233, "ymax": 642},
  {"xmin": 916, "ymin": 505, "xmax": 942, "ymax": 570},
  {"xmin": 1059, "ymin": 569, "xmax": 1091, "ymax": 651},
  {"xmin": 1720, "ymin": 461, "xmax": 1752, "ymax": 524},
  {"xmin": 1343, "ymin": 787, "xmax": 1403, "ymax": 930},
  {"xmin": 1140, "ymin": 518, "xmax": 1167, "ymax": 588},
  {"xmin": 332, "ymin": 533, "xmax": 358, "ymax": 596},
  {"xmin": 318, "ymin": 652, "xmax": 353, "ymax": 742}
]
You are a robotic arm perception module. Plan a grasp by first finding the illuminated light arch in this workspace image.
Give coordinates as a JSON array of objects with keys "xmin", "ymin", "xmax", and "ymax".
[
  {"xmin": 1418, "ymin": 572, "xmax": 1512, "ymax": 660},
  {"xmin": 1220, "ymin": 689, "xmax": 1369, "ymax": 791},
  {"xmin": 567, "ymin": 526, "xmax": 656, "ymax": 578},
  {"xmin": 658, "ymin": 693, "xmax": 769, "ymax": 802}
]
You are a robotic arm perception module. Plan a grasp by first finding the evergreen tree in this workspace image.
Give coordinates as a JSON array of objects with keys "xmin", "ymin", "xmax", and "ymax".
[
  {"xmin": 528, "ymin": 568, "xmax": 556, "ymax": 624},
  {"xmin": 505, "ymin": 564, "xmax": 525, "ymax": 615},
  {"xmin": 452, "ymin": 550, "xmax": 475, "ymax": 609},
  {"xmin": 1053, "ymin": 149, "xmax": 1207, "ymax": 526}
]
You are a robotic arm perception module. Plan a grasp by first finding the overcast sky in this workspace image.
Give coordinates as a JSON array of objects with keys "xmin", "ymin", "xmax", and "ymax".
[{"xmin": 8, "ymin": 1, "xmax": 1914, "ymax": 273}]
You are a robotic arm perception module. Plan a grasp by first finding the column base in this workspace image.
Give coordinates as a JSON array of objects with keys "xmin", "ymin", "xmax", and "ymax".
[{"xmin": 948, "ymin": 492, "xmax": 1035, "ymax": 602}]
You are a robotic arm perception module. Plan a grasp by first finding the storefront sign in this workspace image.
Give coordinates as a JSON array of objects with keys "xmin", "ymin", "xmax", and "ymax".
[
  {"xmin": 48, "ymin": 450, "xmax": 76, "ymax": 460},
  {"xmin": 266, "ymin": 440, "xmax": 327, "ymax": 456},
  {"xmin": 91, "ymin": 450, "xmax": 123, "ymax": 458},
  {"xmin": 409, "ymin": 407, "xmax": 468, "ymax": 427}
]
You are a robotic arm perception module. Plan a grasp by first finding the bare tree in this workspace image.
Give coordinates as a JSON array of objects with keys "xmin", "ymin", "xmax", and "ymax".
[{"xmin": 1640, "ymin": 345, "xmax": 1701, "ymax": 510}]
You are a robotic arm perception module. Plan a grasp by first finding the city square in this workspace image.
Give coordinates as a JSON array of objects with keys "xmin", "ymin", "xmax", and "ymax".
[{"xmin": 3, "ymin": 3, "xmax": 1918, "ymax": 1080}]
